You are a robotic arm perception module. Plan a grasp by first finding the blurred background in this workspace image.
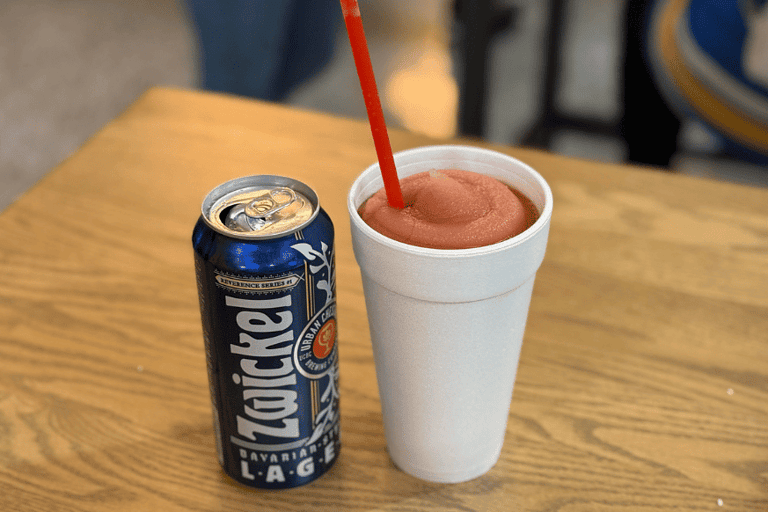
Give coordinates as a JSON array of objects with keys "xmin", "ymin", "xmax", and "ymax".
[{"xmin": 1, "ymin": 0, "xmax": 766, "ymax": 212}]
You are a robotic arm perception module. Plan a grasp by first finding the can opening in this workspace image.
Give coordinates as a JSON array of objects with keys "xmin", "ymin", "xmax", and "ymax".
[
  {"xmin": 221, "ymin": 188, "xmax": 303, "ymax": 233},
  {"xmin": 202, "ymin": 176, "xmax": 319, "ymax": 239},
  {"xmin": 218, "ymin": 204, "xmax": 238, "ymax": 226}
]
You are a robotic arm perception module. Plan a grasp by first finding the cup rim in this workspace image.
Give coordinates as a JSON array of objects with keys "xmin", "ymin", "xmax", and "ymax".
[{"xmin": 347, "ymin": 145, "xmax": 554, "ymax": 258}]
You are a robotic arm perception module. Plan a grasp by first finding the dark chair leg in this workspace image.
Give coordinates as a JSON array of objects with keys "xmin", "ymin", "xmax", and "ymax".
[
  {"xmin": 621, "ymin": 0, "xmax": 680, "ymax": 167},
  {"xmin": 521, "ymin": 0, "xmax": 567, "ymax": 149},
  {"xmin": 521, "ymin": 0, "xmax": 623, "ymax": 149},
  {"xmin": 454, "ymin": 0, "xmax": 516, "ymax": 138}
]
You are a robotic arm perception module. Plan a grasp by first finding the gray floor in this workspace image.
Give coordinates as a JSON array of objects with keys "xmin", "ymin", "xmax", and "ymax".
[
  {"xmin": 0, "ymin": 0, "xmax": 197, "ymax": 210},
  {"xmin": 1, "ymin": 0, "xmax": 765, "ymax": 213}
]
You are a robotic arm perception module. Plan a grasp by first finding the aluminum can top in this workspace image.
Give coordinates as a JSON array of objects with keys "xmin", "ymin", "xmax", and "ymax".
[{"xmin": 201, "ymin": 175, "xmax": 319, "ymax": 240}]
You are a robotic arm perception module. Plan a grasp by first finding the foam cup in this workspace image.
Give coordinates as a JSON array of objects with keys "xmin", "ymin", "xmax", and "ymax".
[{"xmin": 347, "ymin": 145, "xmax": 553, "ymax": 483}]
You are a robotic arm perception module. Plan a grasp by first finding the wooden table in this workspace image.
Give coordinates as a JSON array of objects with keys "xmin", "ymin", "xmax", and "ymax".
[{"xmin": 1, "ymin": 87, "xmax": 766, "ymax": 511}]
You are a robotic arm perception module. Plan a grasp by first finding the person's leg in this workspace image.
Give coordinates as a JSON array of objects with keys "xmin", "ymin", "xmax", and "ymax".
[
  {"xmin": 186, "ymin": 0, "xmax": 339, "ymax": 101},
  {"xmin": 186, "ymin": 0, "xmax": 237, "ymax": 93},
  {"xmin": 228, "ymin": 0, "xmax": 296, "ymax": 100},
  {"xmin": 277, "ymin": 0, "xmax": 341, "ymax": 101}
]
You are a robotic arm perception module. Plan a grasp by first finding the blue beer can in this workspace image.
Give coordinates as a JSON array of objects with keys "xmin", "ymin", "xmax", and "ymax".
[{"xmin": 192, "ymin": 176, "xmax": 339, "ymax": 489}]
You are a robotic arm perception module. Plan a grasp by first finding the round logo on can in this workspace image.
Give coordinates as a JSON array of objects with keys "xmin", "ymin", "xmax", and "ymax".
[
  {"xmin": 294, "ymin": 301, "xmax": 337, "ymax": 379},
  {"xmin": 313, "ymin": 317, "xmax": 336, "ymax": 358}
]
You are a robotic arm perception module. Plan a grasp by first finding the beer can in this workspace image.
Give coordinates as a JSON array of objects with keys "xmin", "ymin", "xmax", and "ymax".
[{"xmin": 192, "ymin": 175, "xmax": 339, "ymax": 489}]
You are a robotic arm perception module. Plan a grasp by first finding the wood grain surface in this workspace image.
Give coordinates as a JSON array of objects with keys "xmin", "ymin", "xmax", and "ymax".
[{"xmin": 0, "ymin": 87, "xmax": 766, "ymax": 511}]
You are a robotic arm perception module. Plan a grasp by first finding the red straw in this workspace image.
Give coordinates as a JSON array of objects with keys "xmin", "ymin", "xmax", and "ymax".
[{"xmin": 340, "ymin": 0, "xmax": 405, "ymax": 209}]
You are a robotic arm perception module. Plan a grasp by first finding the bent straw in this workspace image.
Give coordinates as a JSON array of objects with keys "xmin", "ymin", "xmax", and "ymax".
[{"xmin": 340, "ymin": 0, "xmax": 405, "ymax": 209}]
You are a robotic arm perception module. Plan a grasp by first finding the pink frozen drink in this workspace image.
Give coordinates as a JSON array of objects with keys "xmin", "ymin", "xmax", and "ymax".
[{"xmin": 358, "ymin": 169, "xmax": 538, "ymax": 249}]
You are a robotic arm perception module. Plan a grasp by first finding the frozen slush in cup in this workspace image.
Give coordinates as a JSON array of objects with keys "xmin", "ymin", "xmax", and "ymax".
[{"xmin": 348, "ymin": 145, "xmax": 553, "ymax": 483}]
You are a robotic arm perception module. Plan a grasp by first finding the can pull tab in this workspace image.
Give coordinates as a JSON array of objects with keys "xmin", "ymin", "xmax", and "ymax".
[{"xmin": 225, "ymin": 187, "xmax": 297, "ymax": 232}]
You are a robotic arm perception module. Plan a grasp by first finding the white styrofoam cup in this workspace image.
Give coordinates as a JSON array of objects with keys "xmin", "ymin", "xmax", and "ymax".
[{"xmin": 347, "ymin": 145, "xmax": 553, "ymax": 483}]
